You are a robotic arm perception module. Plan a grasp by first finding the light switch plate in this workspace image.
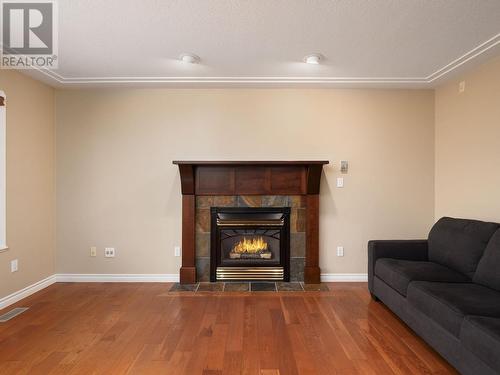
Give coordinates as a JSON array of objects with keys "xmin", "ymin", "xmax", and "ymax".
[
  {"xmin": 337, "ymin": 246, "xmax": 344, "ymax": 257},
  {"xmin": 11, "ymin": 259, "xmax": 18, "ymax": 272},
  {"xmin": 174, "ymin": 246, "xmax": 181, "ymax": 257},
  {"xmin": 459, "ymin": 81, "xmax": 465, "ymax": 93},
  {"xmin": 90, "ymin": 247, "xmax": 97, "ymax": 257},
  {"xmin": 336, "ymin": 177, "xmax": 344, "ymax": 188}
]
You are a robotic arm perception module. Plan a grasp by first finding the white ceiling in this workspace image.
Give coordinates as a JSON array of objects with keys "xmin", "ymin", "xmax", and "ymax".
[{"xmin": 25, "ymin": 0, "xmax": 500, "ymax": 88}]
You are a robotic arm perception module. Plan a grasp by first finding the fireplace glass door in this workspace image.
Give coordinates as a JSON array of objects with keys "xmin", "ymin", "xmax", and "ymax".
[
  {"xmin": 211, "ymin": 207, "xmax": 290, "ymax": 281},
  {"xmin": 220, "ymin": 228, "xmax": 281, "ymax": 266}
]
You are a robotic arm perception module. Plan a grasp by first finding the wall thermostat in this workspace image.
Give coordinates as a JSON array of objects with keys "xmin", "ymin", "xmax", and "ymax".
[{"xmin": 340, "ymin": 160, "xmax": 349, "ymax": 174}]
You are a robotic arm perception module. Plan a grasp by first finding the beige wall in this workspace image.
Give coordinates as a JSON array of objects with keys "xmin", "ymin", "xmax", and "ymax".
[
  {"xmin": 435, "ymin": 56, "xmax": 500, "ymax": 222},
  {"xmin": 2, "ymin": 55, "xmax": 499, "ymax": 291},
  {"xmin": 0, "ymin": 71, "xmax": 55, "ymax": 299},
  {"xmin": 56, "ymin": 89, "xmax": 435, "ymax": 275}
]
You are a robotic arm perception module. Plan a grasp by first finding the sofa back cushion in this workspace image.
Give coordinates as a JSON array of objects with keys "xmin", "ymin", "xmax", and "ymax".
[
  {"xmin": 474, "ymin": 229, "xmax": 500, "ymax": 291},
  {"xmin": 428, "ymin": 217, "xmax": 499, "ymax": 278}
]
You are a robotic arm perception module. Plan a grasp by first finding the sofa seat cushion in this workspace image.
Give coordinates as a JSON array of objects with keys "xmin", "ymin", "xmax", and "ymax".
[
  {"xmin": 474, "ymin": 229, "xmax": 500, "ymax": 292},
  {"xmin": 374, "ymin": 259, "xmax": 469, "ymax": 296},
  {"xmin": 428, "ymin": 217, "xmax": 499, "ymax": 278},
  {"xmin": 461, "ymin": 316, "xmax": 500, "ymax": 373},
  {"xmin": 407, "ymin": 282, "xmax": 500, "ymax": 337}
]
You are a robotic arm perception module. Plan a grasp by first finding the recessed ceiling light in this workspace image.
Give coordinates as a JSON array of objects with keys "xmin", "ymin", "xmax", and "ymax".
[
  {"xmin": 180, "ymin": 53, "xmax": 200, "ymax": 64},
  {"xmin": 304, "ymin": 54, "xmax": 322, "ymax": 65}
]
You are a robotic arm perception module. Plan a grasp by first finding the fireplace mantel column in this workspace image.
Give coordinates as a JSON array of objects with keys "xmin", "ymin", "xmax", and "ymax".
[
  {"xmin": 304, "ymin": 195, "xmax": 320, "ymax": 283},
  {"xmin": 178, "ymin": 164, "xmax": 197, "ymax": 284}
]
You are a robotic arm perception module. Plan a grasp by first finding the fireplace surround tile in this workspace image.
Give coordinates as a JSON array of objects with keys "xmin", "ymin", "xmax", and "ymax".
[
  {"xmin": 195, "ymin": 195, "xmax": 307, "ymax": 282},
  {"xmin": 237, "ymin": 195, "xmax": 263, "ymax": 207},
  {"xmin": 262, "ymin": 196, "xmax": 291, "ymax": 207},
  {"xmin": 196, "ymin": 257, "xmax": 210, "ymax": 282},
  {"xmin": 290, "ymin": 195, "xmax": 306, "ymax": 208},
  {"xmin": 213, "ymin": 196, "xmax": 237, "ymax": 207},
  {"xmin": 290, "ymin": 258, "xmax": 305, "ymax": 282},
  {"xmin": 290, "ymin": 233, "xmax": 306, "ymax": 257},
  {"xmin": 196, "ymin": 208, "xmax": 210, "ymax": 233},
  {"xmin": 196, "ymin": 196, "xmax": 214, "ymax": 209},
  {"xmin": 195, "ymin": 233, "xmax": 210, "ymax": 257}
]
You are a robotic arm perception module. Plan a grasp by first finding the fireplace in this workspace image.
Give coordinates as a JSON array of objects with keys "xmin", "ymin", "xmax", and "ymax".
[
  {"xmin": 173, "ymin": 161, "xmax": 328, "ymax": 284},
  {"xmin": 210, "ymin": 207, "xmax": 290, "ymax": 281}
]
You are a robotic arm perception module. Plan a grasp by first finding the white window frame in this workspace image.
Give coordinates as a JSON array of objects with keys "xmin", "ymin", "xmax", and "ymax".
[{"xmin": 0, "ymin": 90, "xmax": 6, "ymax": 251}]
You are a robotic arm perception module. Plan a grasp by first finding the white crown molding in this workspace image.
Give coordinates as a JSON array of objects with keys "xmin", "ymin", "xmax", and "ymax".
[
  {"xmin": 0, "ymin": 274, "xmax": 57, "ymax": 310},
  {"xmin": 320, "ymin": 273, "xmax": 368, "ymax": 282},
  {"xmin": 41, "ymin": 71, "xmax": 426, "ymax": 85},
  {"xmin": 34, "ymin": 33, "xmax": 499, "ymax": 87},
  {"xmin": 426, "ymin": 33, "xmax": 500, "ymax": 82}
]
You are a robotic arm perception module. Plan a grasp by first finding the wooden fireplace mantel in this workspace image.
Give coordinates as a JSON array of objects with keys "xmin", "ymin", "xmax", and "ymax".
[{"xmin": 173, "ymin": 160, "xmax": 329, "ymax": 284}]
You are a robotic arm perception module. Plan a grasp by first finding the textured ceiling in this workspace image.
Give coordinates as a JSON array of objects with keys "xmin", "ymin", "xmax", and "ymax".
[{"xmin": 24, "ymin": 0, "xmax": 500, "ymax": 87}]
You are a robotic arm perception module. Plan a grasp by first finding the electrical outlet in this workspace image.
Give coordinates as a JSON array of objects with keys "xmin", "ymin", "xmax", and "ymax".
[
  {"xmin": 174, "ymin": 246, "xmax": 181, "ymax": 257},
  {"xmin": 11, "ymin": 259, "xmax": 18, "ymax": 272},
  {"xmin": 90, "ymin": 246, "xmax": 97, "ymax": 257},
  {"xmin": 104, "ymin": 248, "xmax": 115, "ymax": 258},
  {"xmin": 336, "ymin": 246, "xmax": 344, "ymax": 257}
]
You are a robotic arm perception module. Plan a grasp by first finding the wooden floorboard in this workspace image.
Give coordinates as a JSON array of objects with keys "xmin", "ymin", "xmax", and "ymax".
[{"xmin": 0, "ymin": 283, "xmax": 458, "ymax": 375}]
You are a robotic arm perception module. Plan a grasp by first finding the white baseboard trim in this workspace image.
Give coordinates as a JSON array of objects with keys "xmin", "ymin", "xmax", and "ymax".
[
  {"xmin": 321, "ymin": 273, "xmax": 368, "ymax": 282},
  {"xmin": 56, "ymin": 273, "xmax": 366, "ymax": 283},
  {"xmin": 55, "ymin": 273, "xmax": 180, "ymax": 283},
  {"xmin": 0, "ymin": 274, "xmax": 57, "ymax": 310}
]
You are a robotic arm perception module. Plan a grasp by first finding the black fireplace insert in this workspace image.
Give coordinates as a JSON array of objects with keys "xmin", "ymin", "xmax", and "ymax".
[{"xmin": 210, "ymin": 207, "xmax": 290, "ymax": 281}]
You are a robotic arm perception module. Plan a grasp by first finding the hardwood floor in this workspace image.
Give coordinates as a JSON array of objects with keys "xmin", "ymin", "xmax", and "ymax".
[{"xmin": 0, "ymin": 283, "xmax": 457, "ymax": 375}]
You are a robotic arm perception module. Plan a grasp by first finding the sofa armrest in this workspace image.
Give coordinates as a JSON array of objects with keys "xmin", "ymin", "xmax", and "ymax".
[{"xmin": 368, "ymin": 240, "xmax": 428, "ymax": 293}]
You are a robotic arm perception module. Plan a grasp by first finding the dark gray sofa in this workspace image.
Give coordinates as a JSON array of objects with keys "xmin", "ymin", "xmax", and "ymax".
[{"xmin": 368, "ymin": 217, "xmax": 500, "ymax": 375}]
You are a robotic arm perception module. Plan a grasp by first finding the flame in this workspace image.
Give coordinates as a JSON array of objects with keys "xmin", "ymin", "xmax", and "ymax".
[{"xmin": 232, "ymin": 236, "xmax": 268, "ymax": 254}]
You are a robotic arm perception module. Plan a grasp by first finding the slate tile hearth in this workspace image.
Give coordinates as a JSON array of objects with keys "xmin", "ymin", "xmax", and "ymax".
[
  {"xmin": 169, "ymin": 283, "xmax": 199, "ymax": 292},
  {"xmin": 223, "ymin": 282, "xmax": 250, "ymax": 292},
  {"xmin": 197, "ymin": 282, "xmax": 224, "ymax": 292},
  {"xmin": 250, "ymin": 282, "xmax": 277, "ymax": 292},
  {"xmin": 276, "ymin": 282, "xmax": 303, "ymax": 291},
  {"xmin": 168, "ymin": 282, "xmax": 330, "ymax": 293}
]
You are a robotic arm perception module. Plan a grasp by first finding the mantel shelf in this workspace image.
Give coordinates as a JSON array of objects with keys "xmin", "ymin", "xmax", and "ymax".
[
  {"xmin": 173, "ymin": 160, "xmax": 329, "ymax": 166},
  {"xmin": 173, "ymin": 160, "xmax": 329, "ymax": 196}
]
